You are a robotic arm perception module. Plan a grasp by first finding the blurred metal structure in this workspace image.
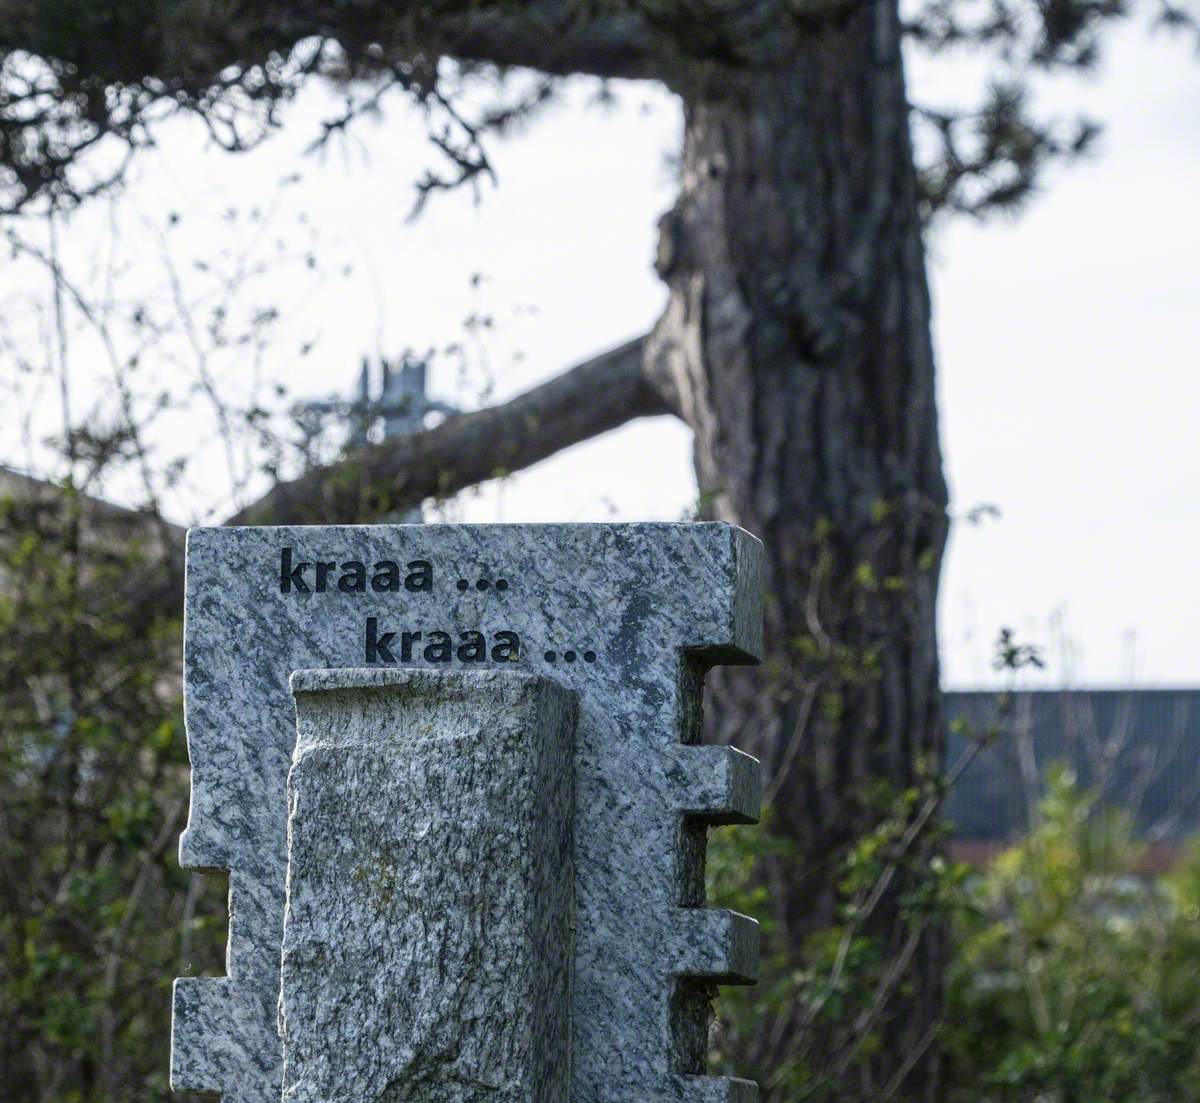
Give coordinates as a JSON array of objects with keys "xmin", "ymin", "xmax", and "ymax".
[{"xmin": 297, "ymin": 355, "xmax": 458, "ymax": 523}]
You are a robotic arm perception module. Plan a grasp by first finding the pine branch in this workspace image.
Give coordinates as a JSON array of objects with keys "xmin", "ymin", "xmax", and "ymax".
[
  {"xmin": 0, "ymin": 0, "xmax": 799, "ymax": 211},
  {"xmin": 229, "ymin": 335, "xmax": 664, "ymax": 526}
]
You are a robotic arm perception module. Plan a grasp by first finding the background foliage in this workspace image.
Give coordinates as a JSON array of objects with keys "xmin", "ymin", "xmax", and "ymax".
[
  {"xmin": 0, "ymin": 488, "xmax": 224, "ymax": 1102},
  {"xmin": 710, "ymin": 762, "xmax": 1200, "ymax": 1102}
]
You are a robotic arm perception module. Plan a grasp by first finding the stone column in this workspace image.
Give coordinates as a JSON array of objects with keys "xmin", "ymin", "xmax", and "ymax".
[
  {"xmin": 280, "ymin": 668, "xmax": 577, "ymax": 1103},
  {"xmin": 172, "ymin": 522, "xmax": 763, "ymax": 1102}
]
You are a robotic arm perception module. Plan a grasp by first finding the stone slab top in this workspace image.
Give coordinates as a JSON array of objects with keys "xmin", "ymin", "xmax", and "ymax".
[{"xmin": 288, "ymin": 664, "xmax": 568, "ymax": 696}]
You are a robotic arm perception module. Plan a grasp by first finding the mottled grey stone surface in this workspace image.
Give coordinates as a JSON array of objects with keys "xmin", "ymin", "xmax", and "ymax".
[
  {"xmin": 171, "ymin": 522, "xmax": 762, "ymax": 1102},
  {"xmin": 281, "ymin": 668, "xmax": 576, "ymax": 1103}
]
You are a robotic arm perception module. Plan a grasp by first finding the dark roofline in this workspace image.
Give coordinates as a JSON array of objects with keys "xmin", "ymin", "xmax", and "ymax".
[
  {"xmin": 945, "ymin": 686, "xmax": 1200, "ymax": 697},
  {"xmin": 0, "ymin": 464, "xmax": 185, "ymax": 539}
]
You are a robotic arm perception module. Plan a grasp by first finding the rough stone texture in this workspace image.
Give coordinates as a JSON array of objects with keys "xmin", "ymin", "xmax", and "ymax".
[
  {"xmin": 172, "ymin": 522, "xmax": 762, "ymax": 1102},
  {"xmin": 281, "ymin": 668, "xmax": 576, "ymax": 1103}
]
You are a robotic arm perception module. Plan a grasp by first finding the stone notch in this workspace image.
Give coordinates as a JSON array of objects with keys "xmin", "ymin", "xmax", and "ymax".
[
  {"xmin": 280, "ymin": 668, "xmax": 577, "ymax": 1103},
  {"xmin": 171, "ymin": 522, "xmax": 763, "ymax": 1102}
]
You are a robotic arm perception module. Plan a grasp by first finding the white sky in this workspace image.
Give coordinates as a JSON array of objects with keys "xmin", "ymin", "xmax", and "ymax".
[{"xmin": 1, "ymin": 17, "xmax": 1197, "ymax": 690}]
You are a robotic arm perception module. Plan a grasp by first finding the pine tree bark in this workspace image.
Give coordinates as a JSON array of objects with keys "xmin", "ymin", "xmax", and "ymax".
[{"xmin": 650, "ymin": 0, "xmax": 950, "ymax": 1096}]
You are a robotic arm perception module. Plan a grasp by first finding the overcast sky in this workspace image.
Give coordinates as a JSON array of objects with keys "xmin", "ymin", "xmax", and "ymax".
[{"xmin": 2, "ymin": 16, "xmax": 1197, "ymax": 690}]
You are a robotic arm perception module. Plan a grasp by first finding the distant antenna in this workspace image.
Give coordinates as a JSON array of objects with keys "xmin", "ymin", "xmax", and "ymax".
[{"xmin": 296, "ymin": 354, "xmax": 458, "ymax": 522}]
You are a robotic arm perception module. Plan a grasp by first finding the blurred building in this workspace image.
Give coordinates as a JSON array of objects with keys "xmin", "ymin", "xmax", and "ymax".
[{"xmin": 945, "ymin": 689, "xmax": 1200, "ymax": 870}]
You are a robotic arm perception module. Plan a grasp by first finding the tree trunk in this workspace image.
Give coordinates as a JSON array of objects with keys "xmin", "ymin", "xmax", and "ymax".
[{"xmin": 652, "ymin": 0, "xmax": 950, "ymax": 1096}]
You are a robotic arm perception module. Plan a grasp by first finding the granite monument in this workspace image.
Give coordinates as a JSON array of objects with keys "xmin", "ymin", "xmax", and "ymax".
[{"xmin": 172, "ymin": 522, "xmax": 763, "ymax": 1102}]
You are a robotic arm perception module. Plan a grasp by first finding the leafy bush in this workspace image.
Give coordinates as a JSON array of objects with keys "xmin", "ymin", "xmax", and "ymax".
[
  {"xmin": 945, "ymin": 766, "xmax": 1200, "ymax": 1101},
  {"xmin": 0, "ymin": 491, "xmax": 224, "ymax": 1101},
  {"xmin": 710, "ymin": 766, "xmax": 1200, "ymax": 1102}
]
